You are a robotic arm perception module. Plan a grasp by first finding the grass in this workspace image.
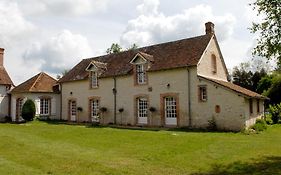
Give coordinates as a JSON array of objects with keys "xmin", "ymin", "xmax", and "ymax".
[{"xmin": 0, "ymin": 121, "xmax": 281, "ymax": 175}]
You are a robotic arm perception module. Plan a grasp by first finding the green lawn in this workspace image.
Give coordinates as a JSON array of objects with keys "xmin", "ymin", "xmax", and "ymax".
[{"xmin": 0, "ymin": 121, "xmax": 281, "ymax": 175}]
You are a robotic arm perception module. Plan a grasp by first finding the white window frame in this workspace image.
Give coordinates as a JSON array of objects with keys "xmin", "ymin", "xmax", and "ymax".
[
  {"xmin": 199, "ymin": 86, "xmax": 207, "ymax": 102},
  {"xmin": 70, "ymin": 101, "xmax": 77, "ymax": 116},
  {"xmin": 136, "ymin": 64, "xmax": 146, "ymax": 84},
  {"xmin": 91, "ymin": 99, "xmax": 99, "ymax": 122},
  {"xmin": 91, "ymin": 71, "xmax": 98, "ymax": 88},
  {"xmin": 40, "ymin": 98, "xmax": 49, "ymax": 115},
  {"xmin": 165, "ymin": 97, "xmax": 177, "ymax": 118},
  {"xmin": 137, "ymin": 98, "xmax": 148, "ymax": 118}
]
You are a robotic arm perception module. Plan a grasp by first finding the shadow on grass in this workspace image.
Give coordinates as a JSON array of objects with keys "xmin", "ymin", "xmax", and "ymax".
[{"xmin": 192, "ymin": 156, "xmax": 281, "ymax": 175}]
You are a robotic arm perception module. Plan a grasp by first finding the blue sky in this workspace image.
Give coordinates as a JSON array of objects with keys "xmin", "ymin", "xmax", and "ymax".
[{"xmin": 0, "ymin": 0, "xmax": 260, "ymax": 84}]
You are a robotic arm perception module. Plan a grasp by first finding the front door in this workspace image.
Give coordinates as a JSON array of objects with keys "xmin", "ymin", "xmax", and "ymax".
[
  {"xmin": 164, "ymin": 97, "xmax": 177, "ymax": 125},
  {"xmin": 137, "ymin": 97, "xmax": 148, "ymax": 124},
  {"xmin": 69, "ymin": 100, "xmax": 77, "ymax": 121}
]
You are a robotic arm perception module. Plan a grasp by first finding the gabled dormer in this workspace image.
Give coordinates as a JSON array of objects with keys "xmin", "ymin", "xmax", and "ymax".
[
  {"xmin": 130, "ymin": 52, "xmax": 153, "ymax": 85},
  {"xmin": 86, "ymin": 61, "xmax": 107, "ymax": 89}
]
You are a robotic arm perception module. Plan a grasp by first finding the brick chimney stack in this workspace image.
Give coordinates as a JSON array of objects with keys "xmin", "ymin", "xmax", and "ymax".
[
  {"xmin": 0, "ymin": 48, "xmax": 4, "ymax": 67},
  {"xmin": 205, "ymin": 22, "xmax": 215, "ymax": 35}
]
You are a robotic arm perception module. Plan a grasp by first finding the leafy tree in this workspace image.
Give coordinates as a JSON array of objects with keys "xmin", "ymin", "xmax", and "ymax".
[
  {"xmin": 21, "ymin": 99, "xmax": 36, "ymax": 121},
  {"xmin": 263, "ymin": 73, "xmax": 281, "ymax": 105},
  {"xmin": 232, "ymin": 62, "xmax": 267, "ymax": 92},
  {"xmin": 127, "ymin": 43, "xmax": 138, "ymax": 51},
  {"xmin": 250, "ymin": 0, "xmax": 281, "ymax": 69},
  {"xmin": 106, "ymin": 43, "xmax": 139, "ymax": 54},
  {"xmin": 57, "ymin": 69, "xmax": 69, "ymax": 79},
  {"xmin": 106, "ymin": 43, "xmax": 122, "ymax": 54}
]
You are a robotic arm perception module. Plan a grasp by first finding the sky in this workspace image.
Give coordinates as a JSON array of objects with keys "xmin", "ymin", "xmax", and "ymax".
[{"xmin": 0, "ymin": 0, "xmax": 261, "ymax": 85}]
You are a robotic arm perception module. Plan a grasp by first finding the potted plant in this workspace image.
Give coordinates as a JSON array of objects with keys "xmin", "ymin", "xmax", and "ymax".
[
  {"xmin": 149, "ymin": 107, "xmax": 156, "ymax": 126},
  {"xmin": 99, "ymin": 107, "xmax": 107, "ymax": 124}
]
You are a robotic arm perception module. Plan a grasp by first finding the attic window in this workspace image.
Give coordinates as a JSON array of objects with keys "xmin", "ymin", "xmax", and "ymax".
[
  {"xmin": 136, "ymin": 64, "xmax": 146, "ymax": 84},
  {"xmin": 211, "ymin": 54, "xmax": 217, "ymax": 73},
  {"xmin": 91, "ymin": 71, "xmax": 98, "ymax": 88}
]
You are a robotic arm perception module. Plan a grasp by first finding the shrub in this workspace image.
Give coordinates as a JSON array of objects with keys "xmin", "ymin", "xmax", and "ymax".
[
  {"xmin": 149, "ymin": 107, "xmax": 156, "ymax": 112},
  {"xmin": 100, "ymin": 107, "xmax": 107, "ymax": 113},
  {"xmin": 268, "ymin": 103, "xmax": 281, "ymax": 124},
  {"xmin": 21, "ymin": 99, "xmax": 36, "ymax": 121},
  {"xmin": 251, "ymin": 119, "xmax": 267, "ymax": 132},
  {"xmin": 265, "ymin": 114, "xmax": 273, "ymax": 125},
  {"xmin": 207, "ymin": 116, "xmax": 217, "ymax": 131}
]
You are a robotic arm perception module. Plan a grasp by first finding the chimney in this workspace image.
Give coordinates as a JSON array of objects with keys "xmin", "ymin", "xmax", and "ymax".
[
  {"xmin": 0, "ymin": 48, "xmax": 4, "ymax": 67},
  {"xmin": 205, "ymin": 22, "xmax": 215, "ymax": 35}
]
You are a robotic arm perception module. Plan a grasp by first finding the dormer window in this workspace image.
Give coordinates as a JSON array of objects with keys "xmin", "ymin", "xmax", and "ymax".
[
  {"xmin": 211, "ymin": 54, "xmax": 217, "ymax": 73},
  {"xmin": 86, "ymin": 61, "xmax": 107, "ymax": 89},
  {"xmin": 91, "ymin": 71, "xmax": 98, "ymax": 88},
  {"xmin": 136, "ymin": 64, "xmax": 146, "ymax": 84},
  {"xmin": 130, "ymin": 52, "xmax": 153, "ymax": 86}
]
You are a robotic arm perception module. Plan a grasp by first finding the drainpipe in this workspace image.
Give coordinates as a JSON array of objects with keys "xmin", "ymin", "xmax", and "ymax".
[
  {"xmin": 59, "ymin": 83, "xmax": 62, "ymax": 120},
  {"xmin": 187, "ymin": 68, "xmax": 192, "ymax": 127},
  {"xmin": 113, "ymin": 76, "xmax": 117, "ymax": 124}
]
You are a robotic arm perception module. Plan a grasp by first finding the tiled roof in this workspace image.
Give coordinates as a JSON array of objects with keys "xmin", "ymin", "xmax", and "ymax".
[
  {"xmin": 11, "ymin": 72, "xmax": 57, "ymax": 93},
  {"xmin": 199, "ymin": 75, "xmax": 268, "ymax": 99},
  {"xmin": 0, "ymin": 66, "xmax": 13, "ymax": 85},
  {"xmin": 59, "ymin": 34, "xmax": 212, "ymax": 83}
]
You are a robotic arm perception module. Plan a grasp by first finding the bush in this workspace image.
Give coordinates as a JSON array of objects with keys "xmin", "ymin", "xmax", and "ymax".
[
  {"xmin": 251, "ymin": 119, "xmax": 267, "ymax": 132},
  {"xmin": 268, "ymin": 103, "xmax": 281, "ymax": 124},
  {"xmin": 21, "ymin": 99, "xmax": 36, "ymax": 121},
  {"xmin": 207, "ymin": 116, "xmax": 217, "ymax": 131}
]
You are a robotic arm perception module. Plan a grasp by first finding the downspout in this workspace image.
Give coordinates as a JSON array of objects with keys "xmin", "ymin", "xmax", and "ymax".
[
  {"xmin": 113, "ymin": 76, "xmax": 117, "ymax": 124},
  {"xmin": 187, "ymin": 68, "xmax": 192, "ymax": 128},
  {"xmin": 59, "ymin": 83, "xmax": 62, "ymax": 120}
]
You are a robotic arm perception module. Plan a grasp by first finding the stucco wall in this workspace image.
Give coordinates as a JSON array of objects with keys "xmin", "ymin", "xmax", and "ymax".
[
  {"xmin": 11, "ymin": 93, "xmax": 60, "ymax": 121},
  {"xmin": 244, "ymin": 98, "xmax": 264, "ymax": 128},
  {"xmin": 61, "ymin": 68, "xmax": 190, "ymax": 127},
  {"xmin": 0, "ymin": 85, "xmax": 9, "ymax": 119},
  {"xmin": 197, "ymin": 37, "xmax": 228, "ymax": 81},
  {"xmin": 191, "ymin": 76, "xmax": 246, "ymax": 131}
]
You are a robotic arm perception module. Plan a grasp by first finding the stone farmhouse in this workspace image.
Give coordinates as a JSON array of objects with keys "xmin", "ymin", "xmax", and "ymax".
[{"xmin": 0, "ymin": 22, "xmax": 267, "ymax": 131}]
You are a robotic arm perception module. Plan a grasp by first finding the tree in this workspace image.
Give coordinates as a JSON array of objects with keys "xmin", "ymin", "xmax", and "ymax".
[
  {"xmin": 21, "ymin": 99, "xmax": 36, "ymax": 121},
  {"xmin": 106, "ymin": 43, "xmax": 122, "ymax": 54},
  {"xmin": 106, "ymin": 43, "xmax": 139, "ymax": 54},
  {"xmin": 250, "ymin": 0, "xmax": 281, "ymax": 69},
  {"xmin": 263, "ymin": 73, "xmax": 281, "ymax": 105},
  {"xmin": 57, "ymin": 69, "xmax": 69, "ymax": 79},
  {"xmin": 232, "ymin": 62, "xmax": 267, "ymax": 92}
]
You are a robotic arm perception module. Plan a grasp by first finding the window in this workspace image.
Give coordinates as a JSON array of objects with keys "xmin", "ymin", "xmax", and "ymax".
[
  {"xmin": 199, "ymin": 86, "xmax": 207, "ymax": 101},
  {"xmin": 91, "ymin": 71, "xmax": 98, "ymax": 88},
  {"xmin": 91, "ymin": 99, "xmax": 99, "ymax": 122},
  {"xmin": 70, "ymin": 101, "xmax": 77, "ymax": 116},
  {"xmin": 211, "ymin": 54, "xmax": 217, "ymax": 73},
  {"xmin": 137, "ymin": 98, "xmax": 148, "ymax": 118},
  {"xmin": 257, "ymin": 99, "xmax": 260, "ymax": 113},
  {"xmin": 249, "ymin": 99, "xmax": 253, "ymax": 114},
  {"xmin": 136, "ymin": 64, "xmax": 146, "ymax": 84},
  {"xmin": 40, "ymin": 99, "xmax": 49, "ymax": 115},
  {"xmin": 165, "ymin": 97, "xmax": 177, "ymax": 118}
]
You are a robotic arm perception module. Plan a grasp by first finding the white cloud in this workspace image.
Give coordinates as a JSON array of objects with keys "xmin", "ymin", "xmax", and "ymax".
[
  {"xmin": 0, "ymin": 1, "xmax": 35, "ymax": 46},
  {"xmin": 120, "ymin": 1, "xmax": 236, "ymax": 47},
  {"xmin": 16, "ymin": 0, "xmax": 109, "ymax": 16},
  {"xmin": 23, "ymin": 30, "xmax": 93, "ymax": 73}
]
